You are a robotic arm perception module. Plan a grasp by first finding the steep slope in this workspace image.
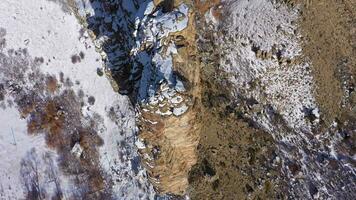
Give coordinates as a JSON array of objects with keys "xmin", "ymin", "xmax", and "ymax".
[
  {"xmin": 189, "ymin": 0, "xmax": 356, "ymax": 199},
  {"xmin": 0, "ymin": 0, "xmax": 354, "ymax": 199},
  {"xmin": 71, "ymin": 0, "xmax": 355, "ymax": 199},
  {"xmin": 72, "ymin": 0, "xmax": 202, "ymax": 196}
]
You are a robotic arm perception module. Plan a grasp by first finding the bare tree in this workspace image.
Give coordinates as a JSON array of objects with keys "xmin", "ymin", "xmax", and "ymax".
[
  {"xmin": 20, "ymin": 148, "xmax": 43, "ymax": 200},
  {"xmin": 43, "ymin": 152, "xmax": 63, "ymax": 199}
]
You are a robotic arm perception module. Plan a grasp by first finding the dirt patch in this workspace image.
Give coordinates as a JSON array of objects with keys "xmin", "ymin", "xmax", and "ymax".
[
  {"xmin": 186, "ymin": 4, "xmax": 282, "ymax": 199},
  {"xmin": 194, "ymin": 0, "xmax": 221, "ymax": 15},
  {"xmin": 189, "ymin": 110, "xmax": 280, "ymax": 199},
  {"xmin": 188, "ymin": 63, "xmax": 281, "ymax": 199},
  {"xmin": 46, "ymin": 75, "xmax": 58, "ymax": 93}
]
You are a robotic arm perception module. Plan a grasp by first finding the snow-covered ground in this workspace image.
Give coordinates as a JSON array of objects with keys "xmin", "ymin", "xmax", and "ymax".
[
  {"xmin": 0, "ymin": 0, "xmax": 155, "ymax": 199},
  {"xmin": 0, "ymin": 105, "xmax": 58, "ymax": 200},
  {"xmin": 220, "ymin": 0, "xmax": 316, "ymax": 131}
]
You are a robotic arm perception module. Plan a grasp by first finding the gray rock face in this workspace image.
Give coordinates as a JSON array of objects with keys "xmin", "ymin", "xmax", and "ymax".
[{"xmin": 83, "ymin": 0, "xmax": 188, "ymax": 104}]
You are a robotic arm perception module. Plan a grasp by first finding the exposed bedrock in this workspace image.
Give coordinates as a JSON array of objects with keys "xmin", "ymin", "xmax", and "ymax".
[
  {"xmin": 72, "ymin": 0, "xmax": 356, "ymax": 199},
  {"xmin": 72, "ymin": 0, "xmax": 201, "ymax": 196}
]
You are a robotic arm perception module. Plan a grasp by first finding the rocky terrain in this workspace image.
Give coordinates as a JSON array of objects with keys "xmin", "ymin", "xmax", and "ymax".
[{"xmin": 0, "ymin": 0, "xmax": 355, "ymax": 199}]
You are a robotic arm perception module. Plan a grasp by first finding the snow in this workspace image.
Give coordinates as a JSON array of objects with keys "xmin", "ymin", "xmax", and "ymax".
[
  {"xmin": 70, "ymin": 142, "xmax": 83, "ymax": 158},
  {"xmin": 135, "ymin": 138, "xmax": 146, "ymax": 150},
  {"xmin": 221, "ymin": 0, "xmax": 316, "ymax": 131},
  {"xmin": 205, "ymin": 7, "xmax": 219, "ymax": 25},
  {"xmin": 170, "ymin": 95, "xmax": 183, "ymax": 104},
  {"xmin": 0, "ymin": 0, "xmax": 155, "ymax": 199},
  {"xmin": 133, "ymin": 3, "xmax": 189, "ymax": 102},
  {"xmin": 0, "ymin": 106, "xmax": 45, "ymax": 199},
  {"xmin": 0, "ymin": 101, "xmax": 74, "ymax": 200},
  {"xmin": 144, "ymin": 1, "xmax": 155, "ymax": 16},
  {"xmin": 75, "ymin": 0, "xmax": 95, "ymax": 17},
  {"xmin": 74, "ymin": 0, "xmax": 190, "ymax": 120},
  {"xmin": 131, "ymin": 3, "xmax": 190, "ymax": 117},
  {"xmin": 173, "ymin": 104, "xmax": 189, "ymax": 116},
  {"xmin": 224, "ymin": 0, "xmax": 301, "ymax": 56}
]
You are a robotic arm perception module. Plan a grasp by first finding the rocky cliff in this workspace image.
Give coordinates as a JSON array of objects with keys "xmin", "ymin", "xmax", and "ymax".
[
  {"xmin": 72, "ymin": 0, "xmax": 356, "ymax": 199},
  {"xmin": 0, "ymin": 0, "xmax": 354, "ymax": 199}
]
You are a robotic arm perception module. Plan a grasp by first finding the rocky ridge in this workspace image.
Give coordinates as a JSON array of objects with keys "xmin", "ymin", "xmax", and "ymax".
[
  {"xmin": 71, "ymin": 0, "xmax": 356, "ymax": 199},
  {"xmin": 2, "ymin": 0, "xmax": 352, "ymax": 199},
  {"xmin": 71, "ymin": 0, "xmax": 202, "ymax": 196}
]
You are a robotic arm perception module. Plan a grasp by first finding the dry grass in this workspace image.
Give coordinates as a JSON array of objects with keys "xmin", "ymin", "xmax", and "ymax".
[
  {"xmin": 194, "ymin": 0, "xmax": 221, "ymax": 15},
  {"xmin": 46, "ymin": 75, "xmax": 58, "ymax": 93},
  {"xmin": 25, "ymin": 86, "xmax": 108, "ymax": 197}
]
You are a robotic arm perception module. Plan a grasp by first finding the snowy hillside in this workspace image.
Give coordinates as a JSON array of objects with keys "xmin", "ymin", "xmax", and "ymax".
[{"xmin": 0, "ymin": 0, "xmax": 155, "ymax": 199}]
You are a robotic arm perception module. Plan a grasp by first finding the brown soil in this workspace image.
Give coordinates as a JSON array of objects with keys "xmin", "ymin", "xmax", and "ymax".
[
  {"xmin": 188, "ymin": 77, "xmax": 281, "ymax": 200},
  {"xmin": 46, "ymin": 75, "xmax": 58, "ymax": 93},
  {"xmin": 289, "ymin": 0, "xmax": 356, "ymax": 126},
  {"xmin": 188, "ymin": 0, "xmax": 356, "ymax": 199},
  {"xmin": 194, "ymin": 0, "xmax": 221, "ymax": 15},
  {"xmin": 186, "ymin": 2, "xmax": 282, "ymax": 199}
]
